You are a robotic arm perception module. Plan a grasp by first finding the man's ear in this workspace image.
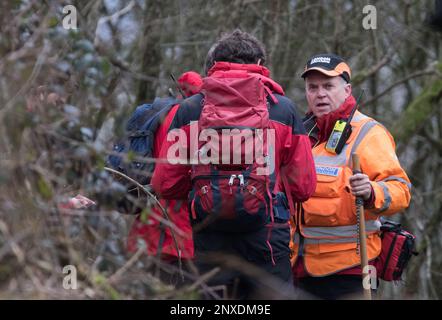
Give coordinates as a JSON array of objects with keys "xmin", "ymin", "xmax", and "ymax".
[{"xmin": 345, "ymin": 83, "xmax": 352, "ymax": 98}]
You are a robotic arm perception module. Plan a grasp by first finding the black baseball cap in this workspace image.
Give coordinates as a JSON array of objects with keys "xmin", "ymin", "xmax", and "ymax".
[{"xmin": 301, "ymin": 53, "xmax": 351, "ymax": 83}]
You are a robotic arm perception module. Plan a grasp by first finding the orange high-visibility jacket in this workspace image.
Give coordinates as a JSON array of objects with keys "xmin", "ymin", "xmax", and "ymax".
[{"xmin": 290, "ymin": 111, "xmax": 411, "ymax": 276}]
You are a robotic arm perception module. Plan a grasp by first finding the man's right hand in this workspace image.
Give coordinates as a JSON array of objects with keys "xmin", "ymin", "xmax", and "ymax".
[{"xmin": 58, "ymin": 194, "xmax": 96, "ymax": 214}]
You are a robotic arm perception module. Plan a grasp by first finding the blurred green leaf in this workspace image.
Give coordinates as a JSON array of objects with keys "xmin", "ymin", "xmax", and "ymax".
[
  {"xmin": 48, "ymin": 16, "xmax": 58, "ymax": 28},
  {"xmin": 93, "ymin": 274, "xmax": 121, "ymax": 300},
  {"xmin": 96, "ymin": 157, "xmax": 106, "ymax": 170},
  {"xmin": 127, "ymin": 150, "xmax": 135, "ymax": 162},
  {"xmin": 37, "ymin": 176, "xmax": 53, "ymax": 200},
  {"xmin": 140, "ymin": 208, "xmax": 151, "ymax": 223},
  {"xmin": 101, "ymin": 58, "xmax": 112, "ymax": 77}
]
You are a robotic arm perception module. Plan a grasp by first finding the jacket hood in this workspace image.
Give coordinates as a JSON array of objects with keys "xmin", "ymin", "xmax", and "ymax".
[{"xmin": 207, "ymin": 61, "xmax": 285, "ymax": 96}]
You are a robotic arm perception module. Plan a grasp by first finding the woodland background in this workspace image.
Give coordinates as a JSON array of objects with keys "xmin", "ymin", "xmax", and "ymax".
[{"xmin": 0, "ymin": 0, "xmax": 441, "ymax": 299}]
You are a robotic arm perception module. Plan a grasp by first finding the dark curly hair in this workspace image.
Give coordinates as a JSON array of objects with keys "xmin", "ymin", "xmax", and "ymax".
[{"xmin": 204, "ymin": 29, "xmax": 267, "ymax": 74}]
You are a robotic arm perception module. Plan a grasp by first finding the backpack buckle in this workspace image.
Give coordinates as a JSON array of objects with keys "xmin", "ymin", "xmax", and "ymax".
[
  {"xmin": 201, "ymin": 185, "xmax": 209, "ymax": 194},
  {"xmin": 238, "ymin": 174, "xmax": 245, "ymax": 186},
  {"xmin": 228, "ymin": 174, "xmax": 237, "ymax": 186},
  {"xmin": 247, "ymin": 185, "xmax": 257, "ymax": 195}
]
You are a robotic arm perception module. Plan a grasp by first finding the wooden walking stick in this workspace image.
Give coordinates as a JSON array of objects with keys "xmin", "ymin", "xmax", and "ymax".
[{"xmin": 352, "ymin": 153, "xmax": 372, "ymax": 300}]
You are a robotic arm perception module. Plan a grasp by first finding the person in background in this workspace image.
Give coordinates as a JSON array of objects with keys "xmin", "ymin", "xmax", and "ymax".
[{"xmin": 60, "ymin": 71, "xmax": 203, "ymax": 285}]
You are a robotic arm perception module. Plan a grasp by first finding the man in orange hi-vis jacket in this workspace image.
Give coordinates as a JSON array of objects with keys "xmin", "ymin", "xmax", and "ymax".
[{"xmin": 291, "ymin": 53, "xmax": 411, "ymax": 300}]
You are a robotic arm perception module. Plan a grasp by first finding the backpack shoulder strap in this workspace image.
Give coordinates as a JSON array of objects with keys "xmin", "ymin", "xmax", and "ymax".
[
  {"xmin": 281, "ymin": 173, "xmax": 297, "ymax": 217},
  {"xmin": 267, "ymin": 93, "xmax": 298, "ymax": 217},
  {"xmin": 124, "ymin": 97, "xmax": 179, "ymax": 133},
  {"xmin": 140, "ymin": 98, "xmax": 180, "ymax": 133}
]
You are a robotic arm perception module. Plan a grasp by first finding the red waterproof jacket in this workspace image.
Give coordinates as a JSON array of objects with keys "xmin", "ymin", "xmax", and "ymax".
[
  {"xmin": 152, "ymin": 62, "xmax": 316, "ymax": 211},
  {"xmin": 127, "ymin": 104, "xmax": 194, "ymax": 261}
]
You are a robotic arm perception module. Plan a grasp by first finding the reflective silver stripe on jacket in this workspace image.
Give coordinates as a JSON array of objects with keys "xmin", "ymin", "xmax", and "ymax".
[
  {"xmin": 314, "ymin": 150, "xmax": 348, "ymax": 167},
  {"xmin": 381, "ymin": 176, "xmax": 412, "ymax": 190},
  {"xmin": 293, "ymin": 220, "xmax": 381, "ymax": 244},
  {"xmin": 347, "ymin": 120, "xmax": 378, "ymax": 167},
  {"xmin": 375, "ymin": 181, "xmax": 391, "ymax": 213},
  {"xmin": 314, "ymin": 117, "xmax": 376, "ymax": 168},
  {"xmin": 294, "ymin": 233, "xmax": 362, "ymax": 245},
  {"xmin": 301, "ymin": 219, "xmax": 381, "ymax": 238},
  {"xmin": 352, "ymin": 112, "xmax": 368, "ymax": 123}
]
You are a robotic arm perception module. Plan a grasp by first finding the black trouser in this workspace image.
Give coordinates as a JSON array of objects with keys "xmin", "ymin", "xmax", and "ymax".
[
  {"xmin": 193, "ymin": 223, "xmax": 294, "ymax": 300},
  {"xmin": 294, "ymin": 275, "xmax": 378, "ymax": 300}
]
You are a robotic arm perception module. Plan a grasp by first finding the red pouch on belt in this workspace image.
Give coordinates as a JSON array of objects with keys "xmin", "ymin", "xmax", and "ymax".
[{"xmin": 375, "ymin": 219, "xmax": 418, "ymax": 281}]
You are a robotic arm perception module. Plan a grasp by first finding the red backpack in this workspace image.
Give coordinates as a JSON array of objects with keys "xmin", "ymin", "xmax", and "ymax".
[{"xmin": 189, "ymin": 74, "xmax": 276, "ymax": 232}]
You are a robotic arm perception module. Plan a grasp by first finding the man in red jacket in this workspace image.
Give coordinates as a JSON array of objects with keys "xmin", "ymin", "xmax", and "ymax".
[
  {"xmin": 152, "ymin": 30, "xmax": 316, "ymax": 299},
  {"xmin": 126, "ymin": 71, "xmax": 202, "ymax": 267},
  {"xmin": 61, "ymin": 71, "xmax": 203, "ymax": 285}
]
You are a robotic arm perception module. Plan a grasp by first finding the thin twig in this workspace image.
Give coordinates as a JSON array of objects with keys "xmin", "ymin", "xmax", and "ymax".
[
  {"xmin": 364, "ymin": 70, "xmax": 437, "ymax": 106},
  {"xmin": 0, "ymin": 38, "xmax": 50, "ymax": 119},
  {"xmin": 0, "ymin": 220, "xmax": 25, "ymax": 264},
  {"xmin": 103, "ymin": 166, "xmax": 183, "ymax": 276},
  {"xmin": 185, "ymin": 267, "xmax": 221, "ymax": 292},
  {"xmin": 352, "ymin": 54, "xmax": 390, "ymax": 86},
  {"xmin": 108, "ymin": 247, "xmax": 144, "ymax": 284}
]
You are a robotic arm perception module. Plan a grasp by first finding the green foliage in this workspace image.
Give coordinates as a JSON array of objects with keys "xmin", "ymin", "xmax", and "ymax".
[
  {"xmin": 37, "ymin": 176, "xmax": 53, "ymax": 200},
  {"xmin": 93, "ymin": 274, "xmax": 121, "ymax": 300},
  {"xmin": 392, "ymin": 64, "xmax": 442, "ymax": 143},
  {"xmin": 140, "ymin": 208, "xmax": 151, "ymax": 224},
  {"xmin": 127, "ymin": 150, "xmax": 136, "ymax": 162},
  {"xmin": 48, "ymin": 16, "xmax": 58, "ymax": 28}
]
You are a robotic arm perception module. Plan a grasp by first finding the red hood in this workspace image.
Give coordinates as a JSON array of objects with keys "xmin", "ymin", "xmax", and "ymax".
[
  {"xmin": 207, "ymin": 61, "xmax": 285, "ymax": 96},
  {"xmin": 178, "ymin": 71, "xmax": 203, "ymax": 97}
]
